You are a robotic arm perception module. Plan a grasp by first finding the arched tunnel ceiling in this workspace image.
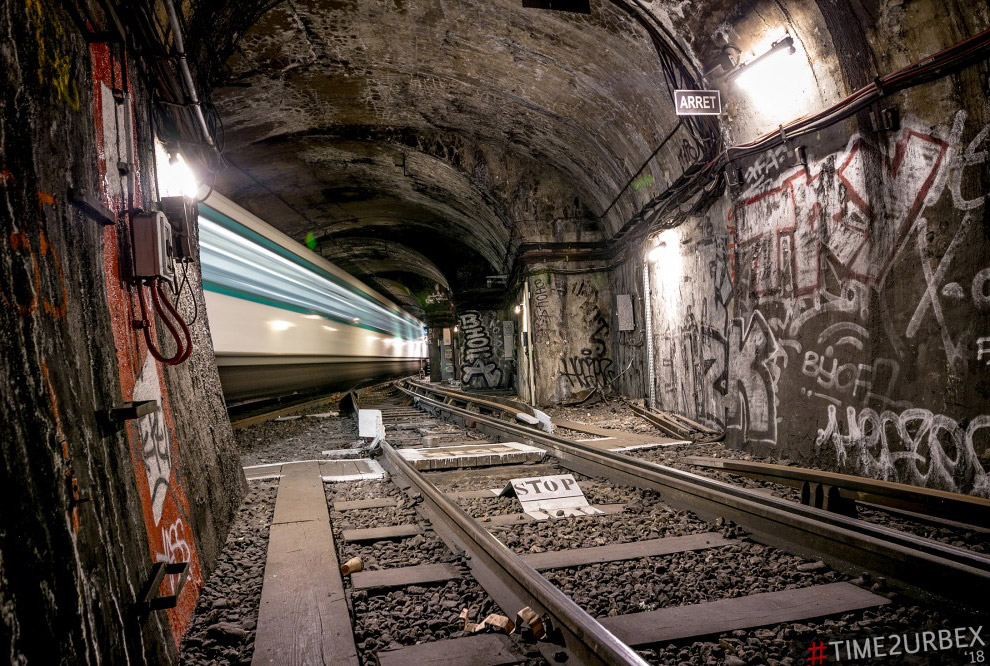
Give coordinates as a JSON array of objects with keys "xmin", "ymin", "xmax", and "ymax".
[
  {"xmin": 202, "ymin": 0, "xmax": 712, "ymax": 302},
  {"xmin": 318, "ymin": 236, "xmax": 451, "ymax": 291}
]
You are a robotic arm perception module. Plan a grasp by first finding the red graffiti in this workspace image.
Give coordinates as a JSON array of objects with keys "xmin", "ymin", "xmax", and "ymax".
[
  {"xmin": 729, "ymin": 129, "xmax": 949, "ymax": 297},
  {"xmin": 90, "ymin": 42, "xmax": 202, "ymax": 646}
]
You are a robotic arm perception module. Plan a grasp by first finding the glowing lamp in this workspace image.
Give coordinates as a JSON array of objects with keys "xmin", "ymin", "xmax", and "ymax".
[{"xmin": 155, "ymin": 141, "xmax": 199, "ymax": 199}]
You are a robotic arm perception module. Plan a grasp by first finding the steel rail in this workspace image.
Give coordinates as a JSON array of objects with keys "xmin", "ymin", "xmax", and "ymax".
[
  {"xmin": 680, "ymin": 456, "xmax": 990, "ymax": 527},
  {"xmin": 395, "ymin": 379, "xmax": 990, "ymax": 610},
  {"xmin": 623, "ymin": 398, "xmax": 724, "ymax": 443},
  {"xmin": 228, "ymin": 394, "xmax": 340, "ymax": 429},
  {"xmin": 378, "ymin": 441, "xmax": 649, "ymax": 666}
]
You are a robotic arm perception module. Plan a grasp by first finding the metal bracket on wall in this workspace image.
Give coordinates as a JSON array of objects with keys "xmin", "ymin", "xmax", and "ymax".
[
  {"xmin": 60, "ymin": 0, "xmax": 126, "ymax": 43},
  {"xmin": 725, "ymin": 167, "xmax": 744, "ymax": 188},
  {"xmin": 68, "ymin": 188, "xmax": 116, "ymax": 226},
  {"xmin": 110, "ymin": 400, "xmax": 159, "ymax": 422},
  {"xmin": 97, "ymin": 400, "xmax": 158, "ymax": 436},
  {"xmin": 137, "ymin": 562, "xmax": 189, "ymax": 615},
  {"xmin": 870, "ymin": 106, "xmax": 901, "ymax": 133},
  {"xmin": 801, "ymin": 482, "xmax": 858, "ymax": 518}
]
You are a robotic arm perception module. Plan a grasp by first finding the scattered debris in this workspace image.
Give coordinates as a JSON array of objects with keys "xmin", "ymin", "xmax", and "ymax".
[
  {"xmin": 516, "ymin": 606, "xmax": 547, "ymax": 640},
  {"xmin": 459, "ymin": 609, "xmax": 515, "ymax": 634},
  {"xmin": 273, "ymin": 415, "xmax": 303, "ymax": 422},
  {"xmin": 307, "ymin": 411, "xmax": 339, "ymax": 418},
  {"xmin": 478, "ymin": 613, "xmax": 515, "ymax": 634},
  {"xmin": 563, "ymin": 387, "xmax": 603, "ymax": 407},
  {"xmin": 340, "ymin": 557, "xmax": 364, "ymax": 576}
]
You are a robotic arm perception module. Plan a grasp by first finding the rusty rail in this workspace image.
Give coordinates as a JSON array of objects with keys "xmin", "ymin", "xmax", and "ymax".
[
  {"xmin": 395, "ymin": 378, "xmax": 990, "ymax": 611},
  {"xmin": 680, "ymin": 456, "xmax": 990, "ymax": 527},
  {"xmin": 379, "ymin": 440, "xmax": 649, "ymax": 666}
]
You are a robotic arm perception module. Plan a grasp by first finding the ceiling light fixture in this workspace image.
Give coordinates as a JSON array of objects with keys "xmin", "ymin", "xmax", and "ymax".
[{"xmin": 726, "ymin": 35, "xmax": 796, "ymax": 86}]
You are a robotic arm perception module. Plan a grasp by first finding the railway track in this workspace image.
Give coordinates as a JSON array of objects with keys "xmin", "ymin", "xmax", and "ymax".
[
  {"xmin": 187, "ymin": 379, "xmax": 989, "ymax": 666},
  {"xmin": 396, "ymin": 379, "xmax": 990, "ymax": 611},
  {"xmin": 325, "ymin": 384, "xmax": 980, "ymax": 664}
]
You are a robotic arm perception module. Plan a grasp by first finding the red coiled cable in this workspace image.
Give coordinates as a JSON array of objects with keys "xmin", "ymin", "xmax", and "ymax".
[{"xmin": 136, "ymin": 277, "xmax": 193, "ymax": 365}]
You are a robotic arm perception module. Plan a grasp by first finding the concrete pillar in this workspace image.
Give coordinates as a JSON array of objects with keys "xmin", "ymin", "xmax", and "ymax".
[{"xmin": 427, "ymin": 327, "xmax": 443, "ymax": 382}]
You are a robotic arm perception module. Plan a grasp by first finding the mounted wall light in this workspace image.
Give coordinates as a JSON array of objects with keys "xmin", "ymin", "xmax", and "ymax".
[
  {"xmin": 514, "ymin": 305, "xmax": 521, "ymax": 314},
  {"xmin": 726, "ymin": 35, "xmax": 795, "ymax": 86},
  {"xmin": 154, "ymin": 141, "xmax": 199, "ymax": 199},
  {"xmin": 647, "ymin": 241, "xmax": 667, "ymax": 263},
  {"xmin": 726, "ymin": 31, "xmax": 813, "ymax": 126}
]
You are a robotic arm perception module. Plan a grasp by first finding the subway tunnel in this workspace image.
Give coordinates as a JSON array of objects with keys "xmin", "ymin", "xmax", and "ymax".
[{"xmin": 1, "ymin": 0, "xmax": 989, "ymax": 663}]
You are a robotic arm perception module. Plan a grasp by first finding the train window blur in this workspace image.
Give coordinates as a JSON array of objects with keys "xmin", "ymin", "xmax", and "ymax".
[{"xmin": 198, "ymin": 205, "xmax": 425, "ymax": 342}]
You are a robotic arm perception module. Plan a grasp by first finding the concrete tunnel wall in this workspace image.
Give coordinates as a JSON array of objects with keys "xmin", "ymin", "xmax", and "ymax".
[
  {"xmin": 505, "ymin": 0, "xmax": 990, "ymax": 497},
  {"xmin": 1, "ymin": 0, "xmax": 989, "ymax": 661},
  {"xmin": 616, "ymin": 0, "xmax": 990, "ymax": 496},
  {"xmin": 0, "ymin": 2, "xmax": 245, "ymax": 662}
]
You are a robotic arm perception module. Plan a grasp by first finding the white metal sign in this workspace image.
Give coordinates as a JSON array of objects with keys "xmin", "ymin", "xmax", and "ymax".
[
  {"xmin": 500, "ymin": 474, "xmax": 601, "ymax": 519},
  {"xmin": 673, "ymin": 90, "xmax": 721, "ymax": 116},
  {"xmin": 358, "ymin": 409, "xmax": 384, "ymax": 445}
]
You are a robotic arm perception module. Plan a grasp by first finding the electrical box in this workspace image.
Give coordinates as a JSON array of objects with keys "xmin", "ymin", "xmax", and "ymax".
[
  {"xmin": 132, "ymin": 211, "xmax": 175, "ymax": 280},
  {"xmin": 159, "ymin": 196, "xmax": 197, "ymax": 263},
  {"xmin": 502, "ymin": 320, "xmax": 514, "ymax": 359}
]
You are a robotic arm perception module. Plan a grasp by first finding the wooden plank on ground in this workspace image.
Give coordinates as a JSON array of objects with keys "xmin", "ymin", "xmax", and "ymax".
[
  {"xmin": 376, "ymin": 634, "xmax": 521, "ymax": 666},
  {"xmin": 480, "ymin": 504, "xmax": 625, "ymax": 527},
  {"xmin": 350, "ymin": 563, "xmax": 462, "ymax": 590},
  {"xmin": 270, "ymin": 462, "xmax": 333, "ymax": 525},
  {"xmin": 244, "ymin": 463, "xmax": 282, "ymax": 481},
  {"xmin": 554, "ymin": 418, "xmax": 663, "ymax": 443},
  {"xmin": 681, "ymin": 456, "xmax": 990, "ymax": 525},
  {"xmin": 447, "ymin": 488, "xmax": 501, "ymax": 500},
  {"xmin": 423, "ymin": 463, "xmax": 560, "ymax": 484},
  {"xmin": 333, "ymin": 497, "xmax": 400, "ymax": 512},
  {"xmin": 253, "ymin": 462, "xmax": 358, "ymax": 666},
  {"xmin": 599, "ymin": 582, "xmax": 889, "ymax": 646},
  {"xmin": 554, "ymin": 418, "xmax": 687, "ymax": 450},
  {"xmin": 521, "ymin": 533, "xmax": 733, "ymax": 570},
  {"xmin": 341, "ymin": 524, "xmax": 422, "ymax": 543}
]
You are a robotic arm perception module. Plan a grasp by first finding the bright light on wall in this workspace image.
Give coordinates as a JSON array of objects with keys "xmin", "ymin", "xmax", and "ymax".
[
  {"xmin": 268, "ymin": 320, "xmax": 295, "ymax": 332},
  {"xmin": 514, "ymin": 304, "xmax": 521, "ymax": 314},
  {"xmin": 155, "ymin": 141, "xmax": 199, "ymax": 199},
  {"xmin": 647, "ymin": 229, "xmax": 683, "ymax": 325},
  {"xmin": 730, "ymin": 30, "xmax": 814, "ymax": 127}
]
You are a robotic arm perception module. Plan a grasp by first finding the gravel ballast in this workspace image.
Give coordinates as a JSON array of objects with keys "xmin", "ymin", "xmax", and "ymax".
[{"xmin": 179, "ymin": 480, "xmax": 277, "ymax": 666}]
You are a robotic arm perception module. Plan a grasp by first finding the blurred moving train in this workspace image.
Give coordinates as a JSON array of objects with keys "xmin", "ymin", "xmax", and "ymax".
[{"xmin": 197, "ymin": 192, "xmax": 427, "ymax": 404}]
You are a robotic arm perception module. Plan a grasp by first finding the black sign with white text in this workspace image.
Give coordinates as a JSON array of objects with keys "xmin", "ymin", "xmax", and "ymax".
[{"xmin": 673, "ymin": 90, "xmax": 721, "ymax": 116}]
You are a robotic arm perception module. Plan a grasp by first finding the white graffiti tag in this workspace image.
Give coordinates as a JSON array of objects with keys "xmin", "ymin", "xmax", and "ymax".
[
  {"xmin": 133, "ymin": 351, "xmax": 172, "ymax": 526},
  {"xmin": 816, "ymin": 405, "xmax": 990, "ymax": 496}
]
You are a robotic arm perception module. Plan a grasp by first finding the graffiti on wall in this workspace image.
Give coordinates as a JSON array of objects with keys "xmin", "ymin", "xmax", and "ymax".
[
  {"xmin": 558, "ymin": 279, "xmax": 616, "ymax": 390},
  {"xmin": 816, "ymin": 405, "xmax": 989, "ymax": 496},
  {"xmin": 654, "ymin": 219, "xmax": 732, "ymax": 429},
  {"xmin": 531, "ymin": 275, "xmax": 552, "ymax": 333},
  {"xmin": 457, "ymin": 310, "xmax": 504, "ymax": 389},
  {"xmin": 721, "ymin": 110, "xmax": 990, "ymax": 495},
  {"xmin": 91, "ymin": 43, "xmax": 203, "ymax": 643},
  {"xmin": 728, "ymin": 129, "xmax": 949, "ymax": 298}
]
